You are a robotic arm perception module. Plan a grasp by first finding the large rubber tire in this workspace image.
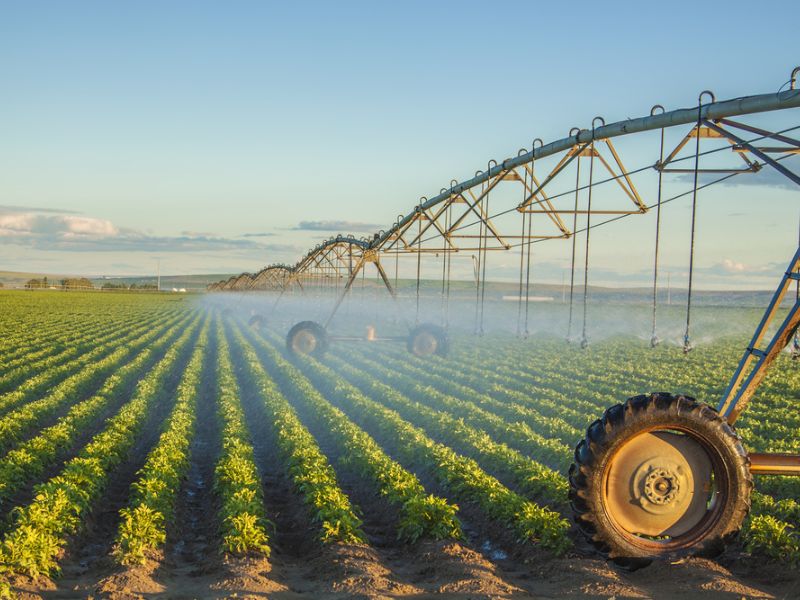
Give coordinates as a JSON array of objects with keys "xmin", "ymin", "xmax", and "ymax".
[
  {"xmin": 569, "ymin": 393, "xmax": 751, "ymax": 566},
  {"xmin": 407, "ymin": 323, "xmax": 449, "ymax": 357},
  {"xmin": 286, "ymin": 321, "xmax": 329, "ymax": 357}
]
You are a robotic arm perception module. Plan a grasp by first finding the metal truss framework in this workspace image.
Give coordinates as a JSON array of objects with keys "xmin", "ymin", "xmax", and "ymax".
[{"xmin": 210, "ymin": 72, "xmax": 800, "ymax": 306}]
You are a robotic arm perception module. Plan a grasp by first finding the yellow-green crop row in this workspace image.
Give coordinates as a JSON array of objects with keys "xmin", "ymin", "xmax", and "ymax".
[
  {"xmin": 0, "ymin": 311, "xmax": 201, "ymax": 578},
  {"xmin": 0, "ymin": 310, "xmax": 188, "ymax": 454},
  {"xmin": 0, "ymin": 308, "xmax": 168, "ymax": 418},
  {"xmin": 348, "ymin": 349, "xmax": 572, "ymax": 473},
  {"xmin": 113, "ymin": 317, "xmax": 210, "ymax": 565},
  {"xmin": 229, "ymin": 324, "xmax": 366, "ymax": 544},
  {"xmin": 0, "ymin": 311, "xmax": 194, "ymax": 512},
  {"xmin": 292, "ymin": 349, "xmax": 572, "ymax": 555},
  {"xmin": 325, "ymin": 351, "xmax": 569, "ymax": 508},
  {"xmin": 214, "ymin": 322, "xmax": 271, "ymax": 557},
  {"xmin": 247, "ymin": 328, "xmax": 462, "ymax": 543},
  {"xmin": 0, "ymin": 315, "xmax": 138, "ymax": 385}
]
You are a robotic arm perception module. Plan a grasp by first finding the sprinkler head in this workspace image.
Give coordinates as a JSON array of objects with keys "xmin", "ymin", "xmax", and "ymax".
[{"xmin": 650, "ymin": 335, "xmax": 660, "ymax": 348}]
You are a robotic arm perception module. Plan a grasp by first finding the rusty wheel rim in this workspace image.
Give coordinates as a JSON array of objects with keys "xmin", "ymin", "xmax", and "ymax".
[
  {"xmin": 291, "ymin": 330, "xmax": 318, "ymax": 354},
  {"xmin": 602, "ymin": 428, "xmax": 725, "ymax": 549},
  {"xmin": 412, "ymin": 332, "xmax": 438, "ymax": 356}
]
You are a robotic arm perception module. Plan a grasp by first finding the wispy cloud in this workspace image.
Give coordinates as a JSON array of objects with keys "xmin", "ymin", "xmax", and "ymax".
[
  {"xmin": 241, "ymin": 232, "xmax": 277, "ymax": 238},
  {"xmin": 0, "ymin": 205, "xmax": 81, "ymax": 215},
  {"xmin": 0, "ymin": 209, "xmax": 295, "ymax": 253},
  {"xmin": 293, "ymin": 220, "xmax": 381, "ymax": 232}
]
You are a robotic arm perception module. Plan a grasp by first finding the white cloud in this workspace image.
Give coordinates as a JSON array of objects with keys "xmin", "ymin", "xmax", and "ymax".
[
  {"xmin": 293, "ymin": 220, "xmax": 381, "ymax": 232},
  {"xmin": 721, "ymin": 258, "xmax": 746, "ymax": 273},
  {"xmin": 0, "ymin": 208, "xmax": 295, "ymax": 253}
]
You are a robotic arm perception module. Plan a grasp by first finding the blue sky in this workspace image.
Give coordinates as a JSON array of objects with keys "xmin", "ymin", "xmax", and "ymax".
[{"xmin": 1, "ymin": 0, "xmax": 798, "ymax": 288}]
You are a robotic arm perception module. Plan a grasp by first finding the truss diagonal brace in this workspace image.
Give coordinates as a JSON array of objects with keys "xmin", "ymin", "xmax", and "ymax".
[{"xmin": 702, "ymin": 120, "xmax": 800, "ymax": 187}]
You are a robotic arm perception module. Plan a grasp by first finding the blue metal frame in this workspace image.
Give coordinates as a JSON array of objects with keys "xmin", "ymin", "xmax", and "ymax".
[{"xmin": 718, "ymin": 248, "xmax": 800, "ymax": 422}]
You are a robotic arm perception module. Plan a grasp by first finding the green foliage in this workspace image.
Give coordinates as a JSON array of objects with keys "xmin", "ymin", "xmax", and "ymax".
[
  {"xmin": 230, "ymin": 325, "xmax": 366, "ymax": 545},
  {"xmin": 245, "ymin": 329, "xmax": 463, "ymax": 543},
  {"xmin": 743, "ymin": 515, "xmax": 800, "ymax": 562},
  {"xmin": 328, "ymin": 351, "xmax": 569, "ymax": 507},
  {"xmin": 1, "ymin": 294, "xmax": 799, "ymax": 574},
  {"xmin": 293, "ymin": 347, "xmax": 572, "ymax": 555},
  {"xmin": 0, "ymin": 313, "xmax": 202, "ymax": 578},
  {"xmin": 113, "ymin": 321, "xmax": 209, "ymax": 565},
  {"xmin": 213, "ymin": 322, "xmax": 271, "ymax": 557},
  {"xmin": 0, "ymin": 312, "xmax": 190, "ymax": 512}
]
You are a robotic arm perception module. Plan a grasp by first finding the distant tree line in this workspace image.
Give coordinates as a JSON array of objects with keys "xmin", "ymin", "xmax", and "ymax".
[
  {"xmin": 101, "ymin": 282, "xmax": 158, "ymax": 290},
  {"xmin": 25, "ymin": 277, "xmax": 95, "ymax": 290},
  {"xmin": 23, "ymin": 277, "xmax": 159, "ymax": 291}
]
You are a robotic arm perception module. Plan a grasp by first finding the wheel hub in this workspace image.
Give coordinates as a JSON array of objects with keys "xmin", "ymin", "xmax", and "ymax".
[
  {"xmin": 412, "ymin": 332, "xmax": 437, "ymax": 356},
  {"xmin": 292, "ymin": 330, "xmax": 317, "ymax": 354},
  {"xmin": 633, "ymin": 460, "xmax": 687, "ymax": 512},
  {"xmin": 645, "ymin": 469, "xmax": 678, "ymax": 505},
  {"xmin": 605, "ymin": 431, "xmax": 713, "ymax": 537}
]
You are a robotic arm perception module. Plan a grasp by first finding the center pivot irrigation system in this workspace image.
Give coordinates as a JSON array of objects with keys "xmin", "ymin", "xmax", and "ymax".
[{"xmin": 211, "ymin": 67, "xmax": 800, "ymax": 562}]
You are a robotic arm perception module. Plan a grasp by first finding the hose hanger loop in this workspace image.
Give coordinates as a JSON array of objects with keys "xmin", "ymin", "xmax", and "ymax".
[
  {"xmin": 792, "ymin": 67, "xmax": 800, "ymax": 90},
  {"xmin": 592, "ymin": 116, "xmax": 605, "ymax": 136},
  {"xmin": 698, "ymin": 90, "xmax": 715, "ymax": 106},
  {"xmin": 650, "ymin": 104, "xmax": 665, "ymax": 116}
]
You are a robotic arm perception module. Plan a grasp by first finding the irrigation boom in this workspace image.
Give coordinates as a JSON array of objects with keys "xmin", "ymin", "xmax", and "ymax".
[{"xmin": 212, "ymin": 68, "xmax": 800, "ymax": 564}]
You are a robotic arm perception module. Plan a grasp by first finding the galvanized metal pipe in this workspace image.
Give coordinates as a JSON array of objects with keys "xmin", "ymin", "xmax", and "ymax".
[
  {"xmin": 374, "ymin": 89, "xmax": 800, "ymax": 250},
  {"xmin": 235, "ymin": 88, "xmax": 800, "ymax": 282}
]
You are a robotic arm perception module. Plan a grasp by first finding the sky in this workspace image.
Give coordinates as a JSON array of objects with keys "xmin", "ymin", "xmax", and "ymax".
[{"xmin": 1, "ymin": 0, "xmax": 798, "ymax": 289}]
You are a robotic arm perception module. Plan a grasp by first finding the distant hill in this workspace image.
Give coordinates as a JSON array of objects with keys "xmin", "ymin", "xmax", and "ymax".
[{"xmin": 0, "ymin": 270, "xmax": 786, "ymax": 306}]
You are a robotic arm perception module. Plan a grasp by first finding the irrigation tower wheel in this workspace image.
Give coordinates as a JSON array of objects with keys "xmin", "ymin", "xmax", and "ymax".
[
  {"xmin": 286, "ymin": 321, "xmax": 329, "ymax": 357},
  {"xmin": 248, "ymin": 314, "xmax": 266, "ymax": 330},
  {"xmin": 407, "ymin": 324, "xmax": 449, "ymax": 357},
  {"xmin": 569, "ymin": 393, "xmax": 751, "ymax": 566}
]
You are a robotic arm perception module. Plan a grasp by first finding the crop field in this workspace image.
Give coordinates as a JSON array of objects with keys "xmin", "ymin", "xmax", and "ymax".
[{"xmin": 0, "ymin": 290, "xmax": 798, "ymax": 599}]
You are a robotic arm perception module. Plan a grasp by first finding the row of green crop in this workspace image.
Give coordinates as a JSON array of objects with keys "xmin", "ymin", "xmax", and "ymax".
[
  {"xmin": 0, "ymin": 296, "xmax": 148, "ymax": 361},
  {"xmin": 0, "ymin": 311, "xmax": 194, "ymax": 514},
  {"xmin": 381, "ymin": 343, "xmax": 605, "ymax": 430},
  {"xmin": 347, "ymin": 349, "xmax": 572, "ymax": 473},
  {"xmin": 0, "ymin": 313, "xmax": 143, "ymax": 386},
  {"xmin": 244, "ymin": 327, "xmax": 462, "ymax": 543},
  {"xmin": 743, "ymin": 492, "xmax": 800, "ymax": 561},
  {"xmin": 0, "ymin": 312, "xmax": 202, "ymax": 578},
  {"xmin": 0, "ymin": 310, "xmax": 188, "ymax": 455},
  {"xmin": 229, "ymin": 324, "xmax": 366, "ymax": 544},
  {"xmin": 321, "ymin": 350, "xmax": 568, "ymax": 508},
  {"xmin": 113, "ymin": 319, "xmax": 210, "ymax": 565},
  {"xmin": 284, "ymin": 345, "xmax": 571, "ymax": 554},
  {"xmin": 0, "ymin": 308, "xmax": 170, "ymax": 419},
  {"xmin": 360, "ymin": 346, "xmax": 582, "ymax": 446},
  {"xmin": 214, "ymin": 321, "xmax": 272, "ymax": 556}
]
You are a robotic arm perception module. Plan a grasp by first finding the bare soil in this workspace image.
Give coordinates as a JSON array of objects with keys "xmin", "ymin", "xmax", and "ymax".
[{"xmin": 10, "ymin": 538, "xmax": 800, "ymax": 599}]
